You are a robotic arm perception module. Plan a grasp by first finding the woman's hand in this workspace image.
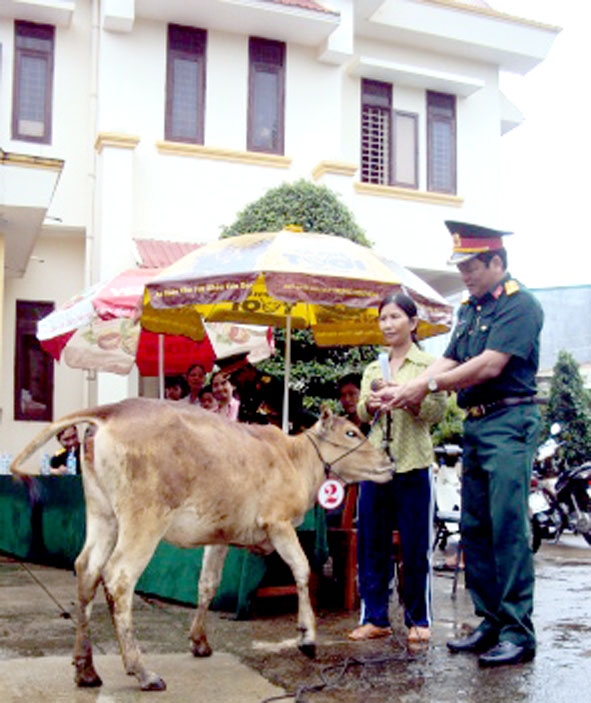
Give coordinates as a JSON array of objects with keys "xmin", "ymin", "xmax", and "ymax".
[{"xmin": 366, "ymin": 381, "xmax": 400, "ymax": 414}]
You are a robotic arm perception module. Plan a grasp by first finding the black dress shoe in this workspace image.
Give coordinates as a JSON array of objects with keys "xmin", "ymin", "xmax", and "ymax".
[
  {"xmin": 447, "ymin": 628, "xmax": 498, "ymax": 654},
  {"xmin": 478, "ymin": 641, "xmax": 536, "ymax": 667}
]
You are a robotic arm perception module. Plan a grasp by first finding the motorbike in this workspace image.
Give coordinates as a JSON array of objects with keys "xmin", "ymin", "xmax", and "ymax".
[
  {"xmin": 529, "ymin": 423, "xmax": 591, "ymax": 552},
  {"xmin": 433, "ymin": 444, "xmax": 462, "ymax": 561}
]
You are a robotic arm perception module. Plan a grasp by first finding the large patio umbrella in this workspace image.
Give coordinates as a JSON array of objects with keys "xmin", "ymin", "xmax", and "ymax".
[
  {"xmin": 37, "ymin": 267, "xmax": 274, "ymax": 391},
  {"xmin": 141, "ymin": 230, "xmax": 453, "ymax": 431}
]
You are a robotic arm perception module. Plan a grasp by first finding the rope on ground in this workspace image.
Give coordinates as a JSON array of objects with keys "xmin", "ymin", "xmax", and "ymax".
[
  {"xmin": 14, "ymin": 560, "xmax": 112, "ymax": 655},
  {"xmin": 17, "ymin": 561, "xmax": 72, "ymax": 619},
  {"xmin": 259, "ymin": 651, "xmax": 420, "ymax": 703}
]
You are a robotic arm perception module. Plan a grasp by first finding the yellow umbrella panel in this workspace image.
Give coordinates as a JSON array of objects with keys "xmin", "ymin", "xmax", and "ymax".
[
  {"xmin": 140, "ymin": 231, "xmax": 453, "ymax": 431},
  {"xmin": 141, "ymin": 231, "xmax": 452, "ymax": 341}
]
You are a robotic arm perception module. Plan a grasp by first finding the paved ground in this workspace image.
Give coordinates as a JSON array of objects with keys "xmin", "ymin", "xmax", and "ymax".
[{"xmin": 0, "ymin": 535, "xmax": 590, "ymax": 702}]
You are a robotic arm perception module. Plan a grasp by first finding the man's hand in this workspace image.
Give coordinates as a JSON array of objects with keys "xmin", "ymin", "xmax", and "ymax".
[{"xmin": 386, "ymin": 378, "xmax": 429, "ymax": 411}]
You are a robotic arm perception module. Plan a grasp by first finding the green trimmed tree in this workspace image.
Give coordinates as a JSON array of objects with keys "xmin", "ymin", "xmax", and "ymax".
[
  {"xmin": 544, "ymin": 350, "xmax": 591, "ymax": 465},
  {"xmin": 221, "ymin": 180, "xmax": 375, "ymax": 413},
  {"xmin": 221, "ymin": 179, "xmax": 371, "ymax": 246}
]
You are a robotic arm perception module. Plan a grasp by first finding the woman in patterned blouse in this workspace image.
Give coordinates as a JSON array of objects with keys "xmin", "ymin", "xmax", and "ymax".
[{"xmin": 348, "ymin": 291, "xmax": 446, "ymax": 646}]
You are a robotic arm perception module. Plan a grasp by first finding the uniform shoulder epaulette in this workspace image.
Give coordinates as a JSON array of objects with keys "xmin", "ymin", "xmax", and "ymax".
[{"xmin": 504, "ymin": 279, "xmax": 520, "ymax": 296}]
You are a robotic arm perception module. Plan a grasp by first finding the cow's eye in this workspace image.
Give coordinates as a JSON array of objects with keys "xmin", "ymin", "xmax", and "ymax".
[{"xmin": 346, "ymin": 430, "xmax": 357, "ymax": 438}]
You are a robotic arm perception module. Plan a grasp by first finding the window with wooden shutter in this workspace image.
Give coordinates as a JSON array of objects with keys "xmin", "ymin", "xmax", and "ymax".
[
  {"xmin": 12, "ymin": 20, "xmax": 54, "ymax": 144},
  {"xmin": 427, "ymin": 91, "xmax": 456, "ymax": 194},
  {"xmin": 361, "ymin": 79, "xmax": 392, "ymax": 185},
  {"xmin": 248, "ymin": 37, "xmax": 285, "ymax": 155},
  {"xmin": 165, "ymin": 24, "xmax": 207, "ymax": 144}
]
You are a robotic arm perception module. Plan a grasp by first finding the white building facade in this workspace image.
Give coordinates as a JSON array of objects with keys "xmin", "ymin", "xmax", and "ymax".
[{"xmin": 0, "ymin": 0, "xmax": 558, "ymax": 457}]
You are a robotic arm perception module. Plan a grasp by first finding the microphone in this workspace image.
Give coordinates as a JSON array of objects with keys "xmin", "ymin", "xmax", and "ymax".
[{"xmin": 378, "ymin": 351, "xmax": 391, "ymax": 383}]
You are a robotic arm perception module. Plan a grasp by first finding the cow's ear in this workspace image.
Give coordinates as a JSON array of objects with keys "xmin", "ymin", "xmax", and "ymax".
[{"xmin": 319, "ymin": 403, "xmax": 333, "ymax": 430}]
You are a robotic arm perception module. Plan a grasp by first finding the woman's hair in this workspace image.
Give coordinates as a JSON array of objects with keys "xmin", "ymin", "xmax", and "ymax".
[{"xmin": 378, "ymin": 290, "xmax": 419, "ymax": 344}]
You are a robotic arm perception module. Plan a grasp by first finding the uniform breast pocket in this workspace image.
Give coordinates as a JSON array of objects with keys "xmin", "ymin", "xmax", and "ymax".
[{"xmin": 471, "ymin": 314, "xmax": 494, "ymax": 355}]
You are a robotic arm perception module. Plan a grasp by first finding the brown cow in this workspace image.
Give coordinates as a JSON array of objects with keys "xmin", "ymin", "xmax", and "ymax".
[{"xmin": 11, "ymin": 398, "xmax": 393, "ymax": 691}]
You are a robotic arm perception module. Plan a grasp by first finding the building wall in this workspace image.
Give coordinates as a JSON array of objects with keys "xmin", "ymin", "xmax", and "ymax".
[
  {"xmin": 0, "ymin": 0, "xmax": 557, "ymax": 454},
  {"xmin": 2, "ymin": 235, "xmax": 86, "ymax": 460}
]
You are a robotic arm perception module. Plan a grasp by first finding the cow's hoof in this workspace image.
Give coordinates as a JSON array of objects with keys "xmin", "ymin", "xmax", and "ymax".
[
  {"xmin": 298, "ymin": 642, "xmax": 316, "ymax": 659},
  {"xmin": 191, "ymin": 639, "xmax": 213, "ymax": 658},
  {"xmin": 140, "ymin": 675, "xmax": 167, "ymax": 691},
  {"xmin": 75, "ymin": 668, "xmax": 102, "ymax": 688}
]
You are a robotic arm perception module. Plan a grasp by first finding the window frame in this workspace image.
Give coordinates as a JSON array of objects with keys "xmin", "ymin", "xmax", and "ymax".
[
  {"xmin": 14, "ymin": 300, "xmax": 55, "ymax": 422},
  {"xmin": 247, "ymin": 36, "xmax": 286, "ymax": 155},
  {"xmin": 165, "ymin": 23, "xmax": 207, "ymax": 144},
  {"xmin": 426, "ymin": 90, "xmax": 457, "ymax": 195},
  {"xmin": 12, "ymin": 19, "xmax": 55, "ymax": 144}
]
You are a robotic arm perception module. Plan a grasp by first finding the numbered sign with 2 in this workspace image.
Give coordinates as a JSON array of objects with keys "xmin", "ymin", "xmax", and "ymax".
[{"xmin": 318, "ymin": 479, "xmax": 345, "ymax": 510}]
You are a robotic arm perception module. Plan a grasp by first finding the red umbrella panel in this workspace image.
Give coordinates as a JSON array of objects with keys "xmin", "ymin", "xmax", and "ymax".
[
  {"xmin": 39, "ymin": 309, "xmax": 216, "ymax": 376},
  {"xmin": 37, "ymin": 268, "xmax": 272, "ymax": 377}
]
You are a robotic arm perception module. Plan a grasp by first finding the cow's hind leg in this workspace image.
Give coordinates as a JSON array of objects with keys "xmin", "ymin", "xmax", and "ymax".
[
  {"xmin": 101, "ymin": 527, "xmax": 167, "ymax": 691},
  {"xmin": 73, "ymin": 502, "xmax": 118, "ymax": 687},
  {"xmin": 189, "ymin": 544, "xmax": 229, "ymax": 657},
  {"xmin": 268, "ymin": 521, "xmax": 316, "ymax": 658}
]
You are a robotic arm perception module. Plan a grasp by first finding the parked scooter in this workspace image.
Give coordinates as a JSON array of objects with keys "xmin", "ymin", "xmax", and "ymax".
[
  {"xmin": 529, "ymin": 423, "xmax": 591, "ymax": 552},
  {"xmin": 433, "ymin": 444, "xmax": 462, "ymax": 562}
]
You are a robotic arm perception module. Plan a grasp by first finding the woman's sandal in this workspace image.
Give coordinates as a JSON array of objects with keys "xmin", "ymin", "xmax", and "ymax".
[
  {"xmin": 348, "ymin": 623, "xmax": 392, "ymax": 641},
  {"xmin": 407, "ymin": 626, "xmax": 431, "ymax": 645}
]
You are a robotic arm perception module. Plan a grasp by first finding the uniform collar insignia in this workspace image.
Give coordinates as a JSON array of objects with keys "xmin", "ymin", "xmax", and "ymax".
[{"xmin": 492, "ymin": 284, "xmax": 504, "ymax": 299}]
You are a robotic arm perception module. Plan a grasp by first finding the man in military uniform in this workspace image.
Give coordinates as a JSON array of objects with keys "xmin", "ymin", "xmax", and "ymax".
[{"xmin": 380, "ymin": 221, "xmax": 543, "ymax": 667}]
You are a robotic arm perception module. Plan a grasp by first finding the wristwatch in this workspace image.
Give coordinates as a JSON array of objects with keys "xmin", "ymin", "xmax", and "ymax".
[{"xmin": 427, "ymin": 376, "xmax": 439, "ymax": 393}]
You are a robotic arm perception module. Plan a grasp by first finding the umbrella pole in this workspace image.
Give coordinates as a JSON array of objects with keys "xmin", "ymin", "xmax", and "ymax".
[
  {"xmin": 158, "ymin": 334, "xmax": 164, "ymax": 399},
  {"xmin": 282, "ymin": 313, "xmax": 291, "ymax": 434}
]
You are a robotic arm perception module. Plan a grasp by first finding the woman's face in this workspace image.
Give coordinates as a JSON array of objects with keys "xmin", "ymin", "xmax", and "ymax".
[
  {"xmin": 378, "ymin": 302, "xmax": 417, "ymax": 348},
  {"xmin": 212, "ymin": 374, "xmax": 232, "ymax": 404},
  {"xmin": 186, "ymin": 366, "xmax": 205, "ymax": 394}
]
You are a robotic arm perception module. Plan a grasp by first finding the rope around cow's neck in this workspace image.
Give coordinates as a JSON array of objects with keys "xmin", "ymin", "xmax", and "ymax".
[{"xmin": 304, "ymin": 413, "xmax": 382, "ymax": 483}]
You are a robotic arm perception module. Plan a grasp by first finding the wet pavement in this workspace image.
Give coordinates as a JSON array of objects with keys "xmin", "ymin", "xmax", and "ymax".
[{"xmin": 0, "ymin": 536, "xmax": 590, "ymax": 703}]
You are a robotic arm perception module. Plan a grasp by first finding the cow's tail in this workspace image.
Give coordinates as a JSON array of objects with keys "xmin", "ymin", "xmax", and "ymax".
[{"xmin": 9, "ymin": 407, "xmax": 109, "ymax": 477}]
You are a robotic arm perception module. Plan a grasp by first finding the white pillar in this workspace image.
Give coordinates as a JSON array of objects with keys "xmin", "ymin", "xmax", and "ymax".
[{"xmin": 93, "ymin": 132, "xmax": 140, "ymax": 404}]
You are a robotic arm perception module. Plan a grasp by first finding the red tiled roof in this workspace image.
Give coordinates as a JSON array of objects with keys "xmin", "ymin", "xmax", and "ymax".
[
  {"xmin": 267, "ymin": 0, "xmax": 337, "ymax": 15},
  {"xmin": 133, "ymin": 238, "xmax": 202, "ymax": 269}
]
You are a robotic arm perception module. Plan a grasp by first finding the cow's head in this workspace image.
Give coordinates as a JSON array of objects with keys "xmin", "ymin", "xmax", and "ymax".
[{"xmin": 311, "ymin": 406, "xmax": 394, "ymax": 484}]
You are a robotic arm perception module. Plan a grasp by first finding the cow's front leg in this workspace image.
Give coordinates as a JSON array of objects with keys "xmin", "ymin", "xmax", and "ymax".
[
  {"xmin": 190, "ymin": 544, "xmax": 229, "ymax": 657},
  {"xmin": 268, "ymin": 521, "xmax": 316, "ymax": 658}
]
